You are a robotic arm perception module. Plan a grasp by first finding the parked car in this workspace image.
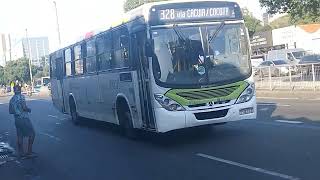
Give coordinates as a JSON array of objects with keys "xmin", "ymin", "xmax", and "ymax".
[
  {"xmin": 298, "ymin": 54, "xmax": 320, "ymax": 75},
  {"xmin": 257, "ymin": 60, "xmax": 292, "ymax": 77},
  {"xmin": 299, "ymin": 54, "xmax": 320, "ymax": 64},
  {"xmin": 267, "ymin": 48, "xmax": 306, "ymax": 65},
  {"xmin": 33, "ymin": 85, "xmax": 41, "ymax": 93},
  {"xmin": 251, "ymin": 54, "xmax": 266, "ymax": 68}
]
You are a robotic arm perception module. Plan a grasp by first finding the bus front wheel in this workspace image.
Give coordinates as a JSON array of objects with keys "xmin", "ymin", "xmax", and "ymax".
[{"xmin": 117, "ymin": 102, "xmax": 137, "ymax": 139}]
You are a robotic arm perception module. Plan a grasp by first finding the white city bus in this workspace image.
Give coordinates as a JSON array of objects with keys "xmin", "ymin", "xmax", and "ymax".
[{"xmin": 50, "ymin": 0, "xmax": 257, "ymax": 137}]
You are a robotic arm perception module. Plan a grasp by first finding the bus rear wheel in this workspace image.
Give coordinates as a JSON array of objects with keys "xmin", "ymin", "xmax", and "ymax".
[{"xmin": 70, "ymin": 99, "xmax": 80, "ymax": 125}]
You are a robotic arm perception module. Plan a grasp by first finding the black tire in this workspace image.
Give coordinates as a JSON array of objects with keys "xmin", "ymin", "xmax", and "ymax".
[
  {"xmin": 70, "ymin": 99, "xmax": 80, "ymax": 125},
  {"xmin": 118, "ymin": 107, "xmax": 138, "ymax": 139}
]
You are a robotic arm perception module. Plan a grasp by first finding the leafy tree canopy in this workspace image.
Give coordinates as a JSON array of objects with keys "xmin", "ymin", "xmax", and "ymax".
[
  {"xmin": 124, "ymin": 0, "xmax": 169, "ymax": 12},
  {"xmin": 0, "ymin": 58, "xmax": 47, "ymax": 85},
  {"xmin": 269, "ymin": 14, "xmax": 292, "ymax": 29},
  {"xmin": 0, "ymin": 66, "xmax": 5, "ymax": 85},
  {"xmin": 244, "ymin": 13, "xmax": 264, "ymax": 37},
  {"xmin": 260, "ymin": 0, "xmax": 320, "ymax": 23}
]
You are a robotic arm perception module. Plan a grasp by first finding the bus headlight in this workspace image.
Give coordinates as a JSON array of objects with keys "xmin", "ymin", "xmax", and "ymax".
[
  {"xmin": 236, "ymin": 83, "xmax": 255, "ymax": 104},
  {"xmin": 154, "ymin": 94, "xmax": 185, "ymax": 111}
]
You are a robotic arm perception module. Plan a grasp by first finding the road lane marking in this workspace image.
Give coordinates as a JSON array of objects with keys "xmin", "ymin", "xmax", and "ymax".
[
  {"xmin": 243, "ymin": 120, "xmax": 320, "ymax": 130},
  {"xmin": 40, "ymin": 132, "xmax": 61, "ymax": 142},
  {"xmin": 306, "ymin": 98, "xmax": 320, "ymax": 101},
  {"xmin": 258, "ymin": 103, "xmax": 291, "ymax": 107},
  {"xmin": 258, "ymin": 97, "xmax": 320, "ymax": 101},
  {"xmin": 257, "ymin": 97, "xmax": 299, "ymax": 100},
  {"xmin": 259, "ymin": 107, "xmax": 269, "ymax": 111},
  {"xmin": 48, "ymin": 115, "xmax": 67, "ymax": 121},
  {"xmin": 276, "ymin": 120, "xmax": 303, "ymax": 124},
  {"xmin": 196, "ymin": 153, "xmax": 299, "ymax": 180}
]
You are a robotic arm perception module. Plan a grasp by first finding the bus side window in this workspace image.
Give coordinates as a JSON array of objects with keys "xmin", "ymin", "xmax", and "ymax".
[
  {"xmin": 96, "ymin": 33, "xmax": 112, "ymax": 71},
  {"xmin": 56, "ymin": 57, "xmax": 64, "ymax": 80},
  {"xmin": 50, "ymin": 55, "xmax": 56, "ymax": 78},
  {"xmin": 86, "ymin": 39, "xmax": 97, "ymax": 73},
  {"xmin": 112, "ymin": 27, "xmax": 130, "ymax": 69},
  {"xmin": 74, "ymin": 44, "xmax": 84, "ymax": 75},
  {"xmin": 64, "ymin": 48, "xmax": 73, "ymax": 76},
  {"xmin": 120, "ymin": 35, "xmax": 129, "ymax": 59}
]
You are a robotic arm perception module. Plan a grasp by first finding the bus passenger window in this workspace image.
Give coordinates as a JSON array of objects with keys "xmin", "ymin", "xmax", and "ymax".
[
  {"xmin": 74, "ymin": 45, "xmax": 84, "ymax": 75},
  {"xmin": 86, "ymin": 39, "xmax": 97, "ymax": 73},
  {"xmin": 120, "ymin": 35, "xmax": 129, "ymax": 59},
  {"xmin": 50, "ymin": 55, "xmax": 56, "ymax": 78},
  {"xmin": 112, "ymin": 28, "xmax": 129, "ymax": 69},
  {"xmin": 65, "ymin": 48, "xmax": 72, "ymax": 76},
  {"xmin": 97, "ymin": 33, "xmax": 112, "ymax": 71}
]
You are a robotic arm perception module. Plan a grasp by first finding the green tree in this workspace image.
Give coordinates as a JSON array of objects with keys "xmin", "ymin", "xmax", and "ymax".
[
  {"xmin": 267, "ymin": 14, "xmax": 318, "ymax": 30},
  {"xmin": 0, "ymin": 66, "xmax": 5, "ymax": 85},
  {"xmin": 243, "ymin": 13, "xmax": 264, "ymax": 37},
  {"xmin": 269, "ymin": 14, "xmax": 292, "ymax": 29},
  {"xmin": 257, "ymin": 24, "xmax": 273, "ymax": 32},
  {"xmin": 124, "ymin": 0, "xmax": 168, "ymax": 12},
  {"xmin": 3, "ymin": 58, "xmax": 38, "ymax": 84},
  {"xmin": 260, "ymin": 0, "xmax": 320, "ymax": 23}
]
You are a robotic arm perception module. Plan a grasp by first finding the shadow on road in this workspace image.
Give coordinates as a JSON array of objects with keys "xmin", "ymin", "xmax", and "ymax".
[
  {"xmin": 257, "ymin": 102, "xmax": 318, "ymax": 122},
  {"xmin": 76, "ymin": 117, "xmax": 251, "ymax": 147},
  {"xmin": 64, "ymin": 101, "xmax": 319, "ymax": 148}
]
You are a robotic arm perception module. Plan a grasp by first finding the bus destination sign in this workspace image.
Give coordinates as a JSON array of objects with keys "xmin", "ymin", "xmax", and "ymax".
[{"xmin": 155, "ymin": 7, "xmax": 235, "ymax": 23}]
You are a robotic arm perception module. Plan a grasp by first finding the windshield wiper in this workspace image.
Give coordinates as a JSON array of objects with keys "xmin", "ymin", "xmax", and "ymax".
[
  {"xmin": 208, "ymin": 22, "xmax": 225, "ymax": 44},
  {"xmin": 172, "ymin": 24, "xmax": 188, "ymax": 43}
]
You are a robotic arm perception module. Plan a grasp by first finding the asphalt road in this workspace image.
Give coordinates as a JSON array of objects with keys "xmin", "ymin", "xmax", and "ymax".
[{"xmin": 0, "ymin": 96, "xmax": 320, "ymax": 180}]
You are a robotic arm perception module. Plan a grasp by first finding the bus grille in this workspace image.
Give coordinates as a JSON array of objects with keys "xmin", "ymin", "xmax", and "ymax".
[
  {"xmin": 176, "ymin": 85, "xmax": 239, "ymax": 100},
  {"xmin": 194, "ymin": 109, "xmax": 229, "ymax": 120}
]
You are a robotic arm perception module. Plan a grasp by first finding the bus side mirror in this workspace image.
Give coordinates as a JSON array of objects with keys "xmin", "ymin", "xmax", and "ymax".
[{"xmin": 145, "ymin": 40, "xmax": 154, "ymax": 57}]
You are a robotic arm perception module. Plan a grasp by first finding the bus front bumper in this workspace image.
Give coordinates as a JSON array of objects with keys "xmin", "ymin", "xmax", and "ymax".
[{"xmin": 155, "ymin": 97, "xmax": 257, "ymax": 133}]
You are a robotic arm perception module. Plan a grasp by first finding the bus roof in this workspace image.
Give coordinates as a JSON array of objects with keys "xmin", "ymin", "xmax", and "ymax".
[
  {"xmin": 125, "ymin": 0, "xmax": 241, "ymax": 25},
  {"xmin": 50, "ymin": 0, "xmax": 241, "ymax": 55}
]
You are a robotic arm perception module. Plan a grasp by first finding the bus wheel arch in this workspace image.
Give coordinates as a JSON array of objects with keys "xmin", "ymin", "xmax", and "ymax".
[
  {"xmin": 69, "ymin": 94, "xmax": 80, "ymax": 125},
  {"xmin": 116, "ymin": 95, "xmax": 137, "ymax": 139}
]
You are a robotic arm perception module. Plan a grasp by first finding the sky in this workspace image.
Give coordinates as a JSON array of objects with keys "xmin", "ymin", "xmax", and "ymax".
[{"xmin": 0, "ymin": 0, "xmax": 264, "ymax": 52}]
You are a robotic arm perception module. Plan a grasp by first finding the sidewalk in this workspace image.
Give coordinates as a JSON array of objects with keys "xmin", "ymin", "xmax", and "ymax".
[{"xmin": 0, "ymin": 92, "xmax": 50, "ymax": 99}]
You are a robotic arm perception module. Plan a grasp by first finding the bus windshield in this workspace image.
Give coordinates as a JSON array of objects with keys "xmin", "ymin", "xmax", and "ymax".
[{"xmin": 151, "ymin": 23, "xmax": 251, "ymax": 88}]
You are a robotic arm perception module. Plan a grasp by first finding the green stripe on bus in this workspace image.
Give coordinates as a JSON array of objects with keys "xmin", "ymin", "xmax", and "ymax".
[{"xmin": 165, "ymin": 81, "xmax": 248, "ymax": 106}]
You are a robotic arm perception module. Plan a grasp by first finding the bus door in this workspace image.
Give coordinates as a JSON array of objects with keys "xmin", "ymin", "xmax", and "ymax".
[
  {"xmin": 132, "ymin": 31, "xmax": 156, "ymax": 130},
  {"xmin": 51, "ymin": 57, "xmax": 65, "ymax": 113}
]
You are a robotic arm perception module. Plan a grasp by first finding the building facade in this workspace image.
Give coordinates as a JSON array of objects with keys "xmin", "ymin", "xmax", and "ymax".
[
  {"xmin": 272, "ymin": 24, "xmax": 320, "ymax": 54},
  {"xmin": 22, "ymin": 37, "xmax": 50, "ymax": 66},
  {"xmin": 0, "ymin": 33, "xmax": 12, "ymax": 67},
  {"xmin": 10, "ymin": 37, "xmax": 49, "ymax": 67}
]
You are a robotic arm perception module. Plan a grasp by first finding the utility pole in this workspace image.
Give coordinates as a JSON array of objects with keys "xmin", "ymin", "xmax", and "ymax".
[
  {"xmin": 25, "ymin": 29, "xmax": 34, "ymax": 91},
  {"xmin": 53, "ymin": 1, "xmax": 61, "ymax": 47}
]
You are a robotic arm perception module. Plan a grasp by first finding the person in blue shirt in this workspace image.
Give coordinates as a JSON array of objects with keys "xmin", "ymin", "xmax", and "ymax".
[{"xmin": 9, "ymin": 85, "xmax": 36, "ymax": 157}]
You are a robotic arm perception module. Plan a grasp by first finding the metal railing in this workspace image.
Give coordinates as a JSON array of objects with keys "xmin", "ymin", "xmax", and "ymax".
[{"xmin": 253, "ymin": 63, "xmax": 320, "ymax": 91}]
